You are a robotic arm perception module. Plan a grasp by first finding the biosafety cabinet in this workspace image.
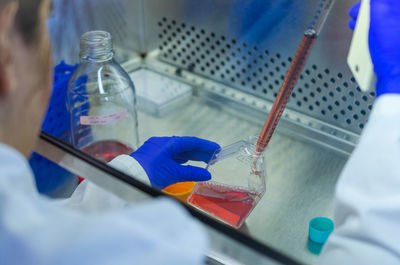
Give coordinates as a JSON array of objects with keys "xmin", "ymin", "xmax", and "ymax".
[{"xmin": 36, "ymin": 0, "xmax": 368, "ymax": 264}]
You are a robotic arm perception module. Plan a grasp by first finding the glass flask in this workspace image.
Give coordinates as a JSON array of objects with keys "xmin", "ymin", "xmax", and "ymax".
[
  {"xmin": 67, "ymin": 31, "xmax": 139, "ymax": 163},
  {"xmin": 187, "ymin": 137, "xmax": 266, "ymax": 228}
]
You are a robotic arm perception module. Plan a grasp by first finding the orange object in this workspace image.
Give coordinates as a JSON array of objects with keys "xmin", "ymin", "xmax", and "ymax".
[{"xmin": 162, "ymin": 182, "xmax": 196, "ymax": 202}]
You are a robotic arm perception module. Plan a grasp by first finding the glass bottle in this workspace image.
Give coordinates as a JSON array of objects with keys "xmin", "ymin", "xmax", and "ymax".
[{"xmin": 67, "ymin": 30, "xmax": 139, "ymax": 163}]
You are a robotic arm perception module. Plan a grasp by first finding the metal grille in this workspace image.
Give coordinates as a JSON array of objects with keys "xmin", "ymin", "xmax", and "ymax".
[{"xmin": 156, "ymin": 17, "xmax": 376, "ymax": 134}]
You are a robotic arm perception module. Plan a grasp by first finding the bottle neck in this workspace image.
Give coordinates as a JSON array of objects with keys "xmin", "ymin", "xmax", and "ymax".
[{"xmin": 80, "ymin": 30, "xmax": 114, "ymax": 62}]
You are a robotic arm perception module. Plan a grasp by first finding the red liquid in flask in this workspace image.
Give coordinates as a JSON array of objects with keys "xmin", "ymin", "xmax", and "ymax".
[
  {"xmin": 78, "ymin": 140, "xmax": 134, "ymax": 182},
  {"xmin": 82, "ymin": 140, "xmax": 134, "ymax": 162},
  {"xmin": 188, "ymin": 182, "xmax": 260, "ymax": 228}
]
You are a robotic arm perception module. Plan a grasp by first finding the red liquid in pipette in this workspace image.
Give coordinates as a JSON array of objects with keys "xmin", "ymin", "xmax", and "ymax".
[
  {"xmin": 256, "ymin": 33, "xmax": 317, "ymax": 153},
  {"xmin": 188, "ymin": 182, "xmax": 259, "ymax": 227}
]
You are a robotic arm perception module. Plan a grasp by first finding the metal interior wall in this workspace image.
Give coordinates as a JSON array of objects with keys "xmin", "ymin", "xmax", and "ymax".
[
  {"xmin": 48, "ymin": 0, "xmax": 144, "ymax": 64},
  {"xmin": 143, "ymin": 0, "xmax": 373, "ymax": 135}
]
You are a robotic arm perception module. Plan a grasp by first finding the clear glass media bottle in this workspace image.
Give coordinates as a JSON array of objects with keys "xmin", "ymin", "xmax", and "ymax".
[{"xmin": 67, "ymin": 30, "xmax": 139, "ymax": 162}]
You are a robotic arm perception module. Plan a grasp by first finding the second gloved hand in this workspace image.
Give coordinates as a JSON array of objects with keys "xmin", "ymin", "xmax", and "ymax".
[
  {"xmin": 130, "ymin": 136, "xmax": 220, "ymax": 189},
  {"xmin": 349, "ymin": 0, "xmax": 400, "ymax": 96}
]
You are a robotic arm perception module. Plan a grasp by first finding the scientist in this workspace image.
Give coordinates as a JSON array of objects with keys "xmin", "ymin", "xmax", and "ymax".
[{"xmin": 0, "ymin": 0, "xmax": 218, "ymax": 264}]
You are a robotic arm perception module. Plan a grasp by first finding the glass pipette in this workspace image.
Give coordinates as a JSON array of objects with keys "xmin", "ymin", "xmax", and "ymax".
[{"xmin": 256, "ymin": 0, "xmax": 335, "ymax": 153}]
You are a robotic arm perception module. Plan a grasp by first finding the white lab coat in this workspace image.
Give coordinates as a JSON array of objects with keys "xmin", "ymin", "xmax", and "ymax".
[
  {"xmin": 319, "ymin": 94, "xmax": 400, "ymax": 263},
  {"xmin": 0, "ymin": 144, "xmax": 208, "ymax": 265}
]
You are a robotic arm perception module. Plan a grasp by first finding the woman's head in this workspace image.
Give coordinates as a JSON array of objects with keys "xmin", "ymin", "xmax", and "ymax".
[{"xmin": 0, "ymin": 0, "xmax": 53, "ymax": 157}]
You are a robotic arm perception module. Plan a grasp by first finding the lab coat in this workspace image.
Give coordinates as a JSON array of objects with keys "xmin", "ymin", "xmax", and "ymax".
[
  {"xmin": 319, "ymin": 95, "xmax": 400, "ymax": 263},
  {"xmin": 0, "ymin": 144, "xmax": 208, "ymax": 265}
]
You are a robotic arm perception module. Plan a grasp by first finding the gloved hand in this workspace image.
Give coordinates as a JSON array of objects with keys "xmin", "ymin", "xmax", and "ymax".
[
  {"xmin": 130, "ymin": 136, "xmax": 220, "ymax": 189},
  {"xmin": 348, "ymin": 0, "xmax": 400, "ymax": 96}
]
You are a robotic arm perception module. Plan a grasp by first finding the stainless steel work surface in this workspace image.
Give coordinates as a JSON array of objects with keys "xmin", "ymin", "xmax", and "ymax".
[{"xmin": 136, "ymin": 94, "xmax": 347, "ymax": 264}]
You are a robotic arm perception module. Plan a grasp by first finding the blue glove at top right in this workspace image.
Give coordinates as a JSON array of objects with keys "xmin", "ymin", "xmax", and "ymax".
[
  {"xmin": 131, "ymin": 136, "xmax": 220, "ymax": 189},
  {"xmin": 349, "ymin": 0, "xmax": 400, "ymax": 97}
]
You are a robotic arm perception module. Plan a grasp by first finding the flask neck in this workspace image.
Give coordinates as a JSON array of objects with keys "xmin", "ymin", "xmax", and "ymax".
[{"xmin": 80, "ymin": 31, "xmax": 114, "ymax": 62}]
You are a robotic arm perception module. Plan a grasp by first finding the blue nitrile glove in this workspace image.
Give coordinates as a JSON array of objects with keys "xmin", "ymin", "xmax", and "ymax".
[
  {"xmin": 42, "ymin": 61, "xmax": 78, "ymax": 138},
  {"xmin": 348, "ymin": 2, "xmax": 361, "ymax": 31},
  {"xmin": 130, "ymin": 136, "xmax": 220, "ymax": 189},
  {"xmin": 30, "ymin": 61, "xmax": 79, "ymax": 195},
  {"xmin": 348, "ymin": 0, "xmax": 400, "ymax": 96}
]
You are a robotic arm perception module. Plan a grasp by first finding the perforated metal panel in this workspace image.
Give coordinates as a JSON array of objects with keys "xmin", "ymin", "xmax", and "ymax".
[
  {"xmin": 49, "ymin": 0, "xmax": 372, "ymax": 135},
  {"xmin": 155, "ymin": 15, "xmax": 375, "ymax": 134}
]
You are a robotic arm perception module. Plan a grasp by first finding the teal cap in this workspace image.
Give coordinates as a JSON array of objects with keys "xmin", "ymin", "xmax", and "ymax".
[
  {"xmin": 307, "ymin": 238, "xmax": 323, "ymax": 255},
  {"xmin": 308, "ymin": 217, "xmax": 334, "ymax": 244}
]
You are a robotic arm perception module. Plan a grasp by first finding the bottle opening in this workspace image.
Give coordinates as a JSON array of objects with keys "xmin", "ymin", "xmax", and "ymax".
[{"xmin": 80, "ymin": 30, "xmax": 114, "ymax": 61}]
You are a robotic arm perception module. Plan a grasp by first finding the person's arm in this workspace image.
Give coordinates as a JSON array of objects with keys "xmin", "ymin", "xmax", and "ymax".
[
  {"xmin": 319, "ymin": 95, "xmax": 400, "ymax": 263},
  {"xmin": 0, "ymin": 143, "xmax": 208, "ymax": 265},
  {"xmin": 320, "ymin": 0, "xmax": 400, "ymax": 263},
  {"xmin": 61, "ymin": 136, "xmax": 220, "ymax": 212}
]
